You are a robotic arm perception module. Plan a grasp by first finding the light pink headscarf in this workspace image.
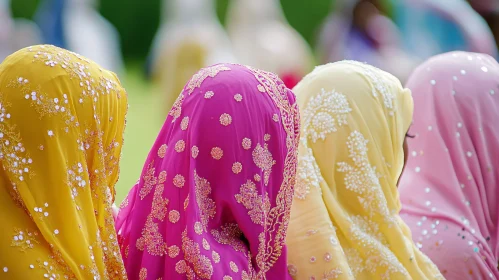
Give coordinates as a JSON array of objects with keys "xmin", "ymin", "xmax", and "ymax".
[
  {"xmin": 116, "ymin": 63, "xmax": 300, "ymax": 279},
  {"xmin": 399, "ymin": 51, "xmax": 499, "ymax": 279}
]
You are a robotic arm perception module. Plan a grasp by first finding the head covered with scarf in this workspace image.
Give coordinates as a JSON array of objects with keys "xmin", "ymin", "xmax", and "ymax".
[
  {"xmin": 0, "ymin": 45, "xmax": 128, "ymax": 278},
  {"xmin": 116, "ymin": 63, "xmax": 300, "ymax": 279},
  {"xmin": 399, "ymin": 51, "xmax": 499, "ymax": 279},
  {"xmin": 286, "ymin": 61, "xmax": 443, "ymax": 279}
]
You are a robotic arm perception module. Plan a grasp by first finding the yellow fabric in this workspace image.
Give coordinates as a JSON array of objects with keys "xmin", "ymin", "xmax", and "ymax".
[
  {"xmin": 286, "ymin": 61, "xmax": 443, "ymax": 279},
  {"xmin": 153, "ymin": 40, "xmax": 207, "ymax": 113},
  {"xmin": 0, "ymin": 45, "xmax": 128, "ymax": 279}
]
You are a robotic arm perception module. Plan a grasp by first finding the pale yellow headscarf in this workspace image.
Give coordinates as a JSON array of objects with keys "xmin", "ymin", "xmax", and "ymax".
[
  {"xmin": 0, "ymin": 45, "xmax": 127, "ymax": 279},
  {"xmin": 286, "ymin": 61, "xmax": 443, "ymax": 279}
]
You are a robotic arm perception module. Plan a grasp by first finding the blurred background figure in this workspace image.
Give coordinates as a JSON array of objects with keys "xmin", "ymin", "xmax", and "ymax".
[
  {"xmin": 148, "ymin": 0, "xmax": 235, "ymax": 113},
  {"xmin": 317, "ymin": 0, "xmax": 418, "ymax": 81},
  {"xmin": 0, "ymin": 0, "xmax": 40, "ymax": 61},
  {"xmin": 226, "ymin": 0, "xmax": 314, "ymax": 88},
  {"xmin": 469, "ymin": 0, "xmax": 499, "ymax": 51},
  {"xmin": 392, "ymin": 0, "xmax": 497, "ymax": 59},
  {"xmin": 35, "ymin": 0, "xmax": 124, "ymax": 73},
  {"xmin": 317, "ymin": 0, "xmax": 497, "ymax": 82}
]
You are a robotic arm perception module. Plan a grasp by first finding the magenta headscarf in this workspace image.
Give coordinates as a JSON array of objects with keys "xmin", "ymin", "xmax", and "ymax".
[
  {"xmin": 116, "ymin": 63, "xmax": 300, "ymax": 279},
  {"xmin": 399, "ymin": 52, "xmax": 499, "ymax": 279}
]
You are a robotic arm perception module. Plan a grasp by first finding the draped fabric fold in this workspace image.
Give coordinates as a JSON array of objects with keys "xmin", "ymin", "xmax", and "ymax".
[
  {"xmin": 399, "ymin": 51, "xmax": 499, "ymax": 279},
  {"xmin": 116, "ymin": 63, "xmax": 300, "ymax": 279},
  {"xmin": 0, "ymin": 45, "xmax": 128, "ymax": 279},
  {"xmin": 286, "ymin": 61, "xmax": 443, "ymax": 279}
]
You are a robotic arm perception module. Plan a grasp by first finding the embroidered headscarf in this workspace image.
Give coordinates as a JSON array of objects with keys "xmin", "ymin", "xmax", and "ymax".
[
  {"xmin": 0, "ymin": 45, "xmax": 128, "ymax": 279},
  {"xmin": 116, "ymin": 63, "xmax": 300, "ymax": 279},
  {"xmin": 399, "ymin": 51, "xmax": 499, "ymax": 279},
  {"xmin": 286, "ymin": 61, "xmax": 443, "ymax": 279}
]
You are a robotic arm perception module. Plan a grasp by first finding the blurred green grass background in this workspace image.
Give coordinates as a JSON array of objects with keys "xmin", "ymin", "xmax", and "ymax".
[
  {"xmin": 115, "ymin": 64, "xmax": 164, "ymax": 202},
  {"xmin": 11, "ymin": 0, "xmax": 333, "ymax": 202}
]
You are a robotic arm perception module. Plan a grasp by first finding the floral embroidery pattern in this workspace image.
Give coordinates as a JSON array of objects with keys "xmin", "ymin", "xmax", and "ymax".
[
  {"xmin": 210, "ymin": 147, "xmax": 223, "ymax": 160},
  {"xmin": 232, "ymin": 162, "xmax": 242, "ymax": 174},
  {"xmin": 181, "ymin": 117, "xmax": 189, "ymax": 131},
  {"xmin": 0, "ymin": 95, "xmax": 34, "ymax": 184},
  {"xmin": 302, "ymin": 88, "xmax": 351, "ymax": 143},
  {"xmin": 245, "ymin": 66, "xmax": 300, "ymax": 275},
  {"xmin": 191, "ymin": 146, "xmax": 199, "ymax": 159},
  {"xmin": 294, "ymin": 148, "xmax": 323, "ymax": 199},
  {"xmin": 139, "ymin": 268, "xmax": 147, "ymax": 280},
  {"xmin": 185, "ymin": 65, "xmax": 231, "ymax": 95},
  {"xmin": 173, "ymin": 174, "xmax": 185, "ymax": 188},
  {"xmin": 175, "ymin": 140, "xmax": 186, "ymax": 153},
  {"xmin": 11, "ymin": 228, "xmax": 39, "ymax": 251},
  {"xmin": 348, "ymin": 215, "xmax": 409, "ymax": 278},
  {"xmin": 194, "ymin": 171, "xmax": 216, "ymax": 232},
  {"xmin": 235, "ymin": 180, "xmax": 271, "ymax": 225},
  {"xmin": 169, "ymin": 93, "xmax": 185, "ymax": 122},
  {"xmin": 219, "ymin": 113, "xmax": 232, "ymax": 126},
  {"xmin": 337, "ymin": 131, "xmax": 394, "ymax": 223},
  {"xmin": 178, "ymin": 230, "xmax": 213, "ymax": 279},
  {"xmin": 211, "ymin": 223, "xmax": 247, "ymax": 253},
  {"xmin": 252, "ymin": 143, "xmax": 276, "ymax": 186},
  {"xmin": 139, "ymin": 162, "xmax": 157, "ymax": 200},
  {"xmin": 136, "ymin": 216, "xmax": 168, "ymax": 256},
  {"xmin": 344, "ymin": 61, "xmax": 395, "ymax": 114},
  {"xmin": 242, "ymin": 138, "xmax": 252, "ymax": 150},
  {"xmin": 158, "ymin": 144, "xmax": 167, "ymax": 158}
]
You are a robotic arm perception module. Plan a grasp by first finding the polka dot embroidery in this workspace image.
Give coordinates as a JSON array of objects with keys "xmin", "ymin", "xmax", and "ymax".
[
  {"xmin": 242, "ymin": 138, "xmax": 251, "ymax": 150},
  {"xmin": 191, "ymin": 146, "xmax": 199, "ymax": 159},
  {"xmin": 175, "ymin": 140, "xmax": 186, "ymax": 152},
  {"xmin": 180, "ymin": 117, "xmax": 189, "ymax": 130},
  {"xmin": 212, "ymin": 251, "xmax": 220, "ymax": 263},
  {"xmin": 229, "ymin": 261, "xmax": 239, "ymax": 272},
  {"xmin": 232, "ymin": 162, "xmax": 242, "ymax": 174},
  {"xmin": 158, "ymin": 171, "xmax": 167, "ymax": 183},
  {"xmin": 173, "ymin": 174, "xmax": 185, "ymax": 188},
  {"xmin": 211, "ymin": 147, "xmax": 223, "ymax": 160},
  {"xmin": 234, "ymin": 94, "xmax": 242, "ymax": 102},
  {"xmin": 168, "ymin": 246, "xmax": 180, "ymax": 258},
  {"xmin": 219, "ymin": 113, "xmax": 232, "ymax": 126},
  {"xmin": 204, "ymin": 91, "xmax": 214, "ymax": 99},
  {"xmin": 169, "ymin": 210, "xmax": 180, "ymax": 223},
  {"xmin": 158, "ymin": 144, "xmax": 167, "ymax": 158}
]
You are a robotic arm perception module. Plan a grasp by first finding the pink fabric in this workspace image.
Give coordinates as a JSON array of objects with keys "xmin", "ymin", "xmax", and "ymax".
[
  {"xmin": 399, "ymin": 52, "xmax": 499, "ymax": 279},
  {"xmin": 116, "ymin": 63, "xmax": 300, "ymax": 279}
]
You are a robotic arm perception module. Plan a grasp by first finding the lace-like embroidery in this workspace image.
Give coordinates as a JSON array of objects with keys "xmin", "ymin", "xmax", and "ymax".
[
  {"xmin": 139, "ymin": 162, "xmax": 157, "ymax": 200},
  {"xmin": 348, "ymin": 215, "xmax": 409, "ymax": 278},
  {"xmin": 294, "ymin": 148, "xmax": 323, "ymax": 199},
  {"xmin": 211, "ymin": 223, "xmax": 247, "ymax": 253},
  {"xmin": 252, "ymin": 143, "xmax": 276, "ymax": 186},
  {"xmin": 245, "ymin": 66, "xmax": 300, "ymax": 275},
  {"xmin": 136, "ymin": 216, "xmax": 167, "ymax": 256},
  {"xmin": 179, "ymin": 229, "xmax": 213, "ymax": 279},
  {"xmin": 302, "ymin": 88, "xmax": 351, "ymax": 143},
  {"xmin": 337, "ymin": 131, "xmax": 394, "ymax": 223},
  {"xmin": 343, "ymin": 60, "xmax": 396, "ymax": 114},
  {"xmin": 169, "ymin": 93, "xmax": 185, "ymax": 122},
  {"xmin": 194, "ymin": 171, "xmax": 216, "ymax": 232},
  {"xmin": 235, "ymin": 180, "xmax": 271, "ymax": 225},
  {"xmin": 185, "ymin": 65, "xmax": 231, "ymax": 95}
]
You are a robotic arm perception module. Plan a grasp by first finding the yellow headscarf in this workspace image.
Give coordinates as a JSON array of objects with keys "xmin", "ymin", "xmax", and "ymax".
[
  {"xmin": 0, "ymin": 45, "xmax": 128, "ymax": 279},
  {"xmin": 286, "ymin": 61, "xmax": 443, "ymax": 279}
]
